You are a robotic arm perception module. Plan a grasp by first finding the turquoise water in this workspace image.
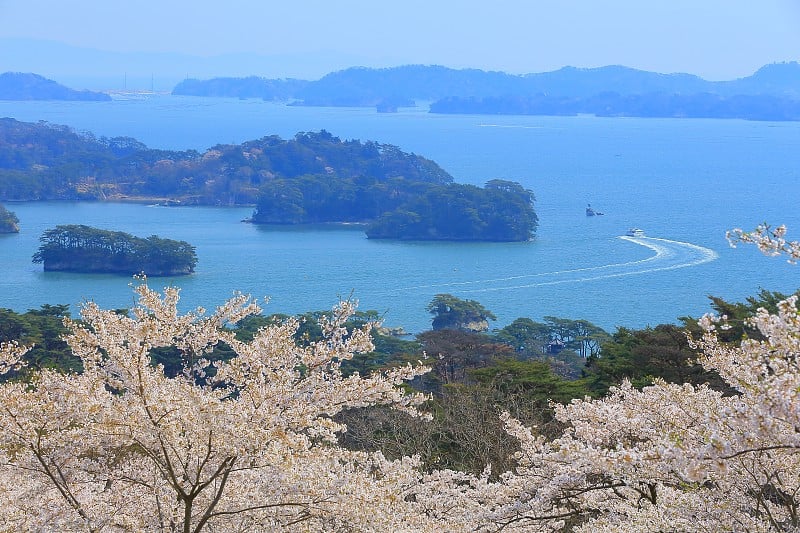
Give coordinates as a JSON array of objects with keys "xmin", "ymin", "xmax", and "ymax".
[{"xmin": 1, "ymin": 96, "xmax": 799, "ymax": 333}]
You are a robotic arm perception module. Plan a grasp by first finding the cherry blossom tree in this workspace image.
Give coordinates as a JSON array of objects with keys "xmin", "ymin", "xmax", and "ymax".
[
  {"xmin": 0, "ymin": 282, "xmax": 472, "ymax": 532},
  {"xmin": 453, "ymin": 224, "xmax": 800, "ymax": 531}
]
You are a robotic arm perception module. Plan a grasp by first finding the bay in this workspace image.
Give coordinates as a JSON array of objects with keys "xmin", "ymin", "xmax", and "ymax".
[{"xmin": 1, "ymin": 96, "xmax": 799, "ymax": 333}]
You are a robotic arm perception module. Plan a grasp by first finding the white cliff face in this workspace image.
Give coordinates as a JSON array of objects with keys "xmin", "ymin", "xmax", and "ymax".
[
  {"xmin": 0, "ymin": 221, "xmax": 18, "ymax": 233},
  {"xmin": 459, "ymin": 319, "xmax": 490, "ymax": 333},
  {"xmin": 432, "ymin": 318, "xmax": 490, "ymax": 333}
]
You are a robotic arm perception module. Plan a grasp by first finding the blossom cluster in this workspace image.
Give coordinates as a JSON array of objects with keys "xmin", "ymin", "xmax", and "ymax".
[{"xmin": 728, "ymin": 223, "xmax": 800, "ymax": 263}]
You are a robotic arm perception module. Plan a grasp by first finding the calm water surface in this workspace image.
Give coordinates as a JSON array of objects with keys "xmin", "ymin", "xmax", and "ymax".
[{"xmin": 1, "ymin": 96, "xmax": 799, "ymax": 333}]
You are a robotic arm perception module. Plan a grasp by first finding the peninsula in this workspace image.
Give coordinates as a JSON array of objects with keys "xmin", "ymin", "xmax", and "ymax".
[
  {"xmin": 0, "ymin": 72, "xmax": 110, "ymax": 101},
  {"xmin": 32, "ymin": 225, "xmax": 197, "ymax": 276}
]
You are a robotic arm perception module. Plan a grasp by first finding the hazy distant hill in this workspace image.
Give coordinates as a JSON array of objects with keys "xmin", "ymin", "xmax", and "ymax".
[
  {"xmin": 299, "ymin": 64, "xmax": 719, "ymax": 103},
  {"xmin": 520, "ymin": 65, "xmax": 714, "ymax": 98},
  {"xmin": 293, "ymin": 65, "xmax": 521, "ymax": 105},
  {"xmin": 0, "ymin": 37, "xmax": 369, "ymax": 91},
  {"xmin": 171, "ymin": 63, "xmax": 800, "ymax": 107},
  {"xmin": 426, "ymin": 62, "xmax": 800, "ymax": 120},
  {"xmin": 172, "ymin": 76, "xmax": 309, "ymax": 99},
  {"xmin": 716, "ymin": 62, "xmax": 800, "ymax": 98},
  {"xmin": 0, "ymin": 72, "xmax": 110, "ymax": 101}
]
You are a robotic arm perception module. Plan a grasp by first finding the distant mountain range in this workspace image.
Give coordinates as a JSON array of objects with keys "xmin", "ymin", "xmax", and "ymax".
[
  {"xmin": 3, "ymin": 60, "xmax": 800, "ymax": 120},
  {"xmin": 168, "ymin": 63, "xmax": 800, "ymax": 121},
  {"xmin": 172, "ymin": 63, "xmax": 800, "ymax": 105}
]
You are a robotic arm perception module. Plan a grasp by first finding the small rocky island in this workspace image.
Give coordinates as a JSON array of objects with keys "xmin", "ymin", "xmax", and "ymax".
[
  {"xmin": 0, "ymin": 204, "xmax": 19, "ymax": 233},
  {"xmin": 33, "ymin": 225, "xmax": 197, "ymax": 276}
]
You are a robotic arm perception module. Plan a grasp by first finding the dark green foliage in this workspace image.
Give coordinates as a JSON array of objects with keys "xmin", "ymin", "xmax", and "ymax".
[
  {"xmin": 0, "ymin": 203, "xmax": 19, "ymax": 232},
  {"xmin": 493, "ymin": 318, "xmax": 552, "ymax": 354},
  {"xmin": 492, "ymin": 316, "xmax": 610, "ymax": 379},
  {"xmin": 426, "ymin": 294, "xmax": 497, "ymax": 332},
  {"xmin": 580, "ymin": 291, "xmax": 794, "ymax": 397},
  {"xmin": 582, "ymin": 324, "xmax": 731, "ymax": 396},
  {"xmin": 339, "ymin": 332, "xmax": 586, "ymax": 476},
  {"xmin": 0, "ymin": 118, "xmax": 195, "ymax": 201},
  {"xmin": 250, "ymin": 131, "xmax": 458, "ymax": 225},
  {"xmin": 343, "ymin": 332, "xmax": 421, "ymax": 378},
  {"xmin": 0, "ymin": 304, "xmax": 78, "ymax": 381},
  {"xmin": 231, "ymin": 309, "xmax": 420, "ymax": 378},
  {"xmin": 0, "ymin": 120, "xmax": 451, "ymax": 206},
  {"xmin": 415, "ymin": 328, "xmax": 513, "ymax": 392},
  {"xmin": 33, "ymin": 224, "xmax": 197, "ymax": 276},
  {"xmin": 471, "ymin": 358, "xmax": 591, "ymax": 411},
  {"xmin": 365, "ymin": 179, "xmax": 538, "ymax": 241},
  {"xmin": 681, "ymin": 288, "xmax": 795, "ymax": 344},
  {"xmin": 539, "ymin": 316, "xmax": 611, "ymax": 359}
]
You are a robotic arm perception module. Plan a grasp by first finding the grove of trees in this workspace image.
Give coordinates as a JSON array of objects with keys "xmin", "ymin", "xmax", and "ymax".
[
  {"xmin": 364, "ymin": 179, "xmax": 538, "ymax": 241},
  {"xmin": 32, "ymin": 224, "xmax": 197, "ymax": 276}
]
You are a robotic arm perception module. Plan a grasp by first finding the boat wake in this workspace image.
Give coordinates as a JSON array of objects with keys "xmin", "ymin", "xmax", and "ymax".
[
  {"xmin": 395, "ymin": 236, "xmax": 718, "ymax": 294},
  {"xmin": 477, "ymin": 124, "xmax": 544, "ymax": 129}
]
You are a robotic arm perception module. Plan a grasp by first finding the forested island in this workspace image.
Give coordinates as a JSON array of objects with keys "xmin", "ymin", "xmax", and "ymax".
[
  {"xmin": 0, "ymin": 204, "xmax": 19, "ymax": 233},
  {"xmin": 0, "ymin": 72, "xmax": 110, "ymax": 101},
  {"xmin": 0, "ymin": 119, "xmax": 537, "ymax": 241},
  {"xmin": 363, "ymin": 179, "xmax": 537, "ymax": 241},
  {"xmin": 32, "ymin": 225, "xmax": 197, "ymax": 276}
]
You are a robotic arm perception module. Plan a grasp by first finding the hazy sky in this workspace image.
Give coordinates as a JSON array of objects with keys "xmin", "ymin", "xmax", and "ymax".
[{"xmin": 1, "ymin": 0, "xmax": 799, "ymax": 79}]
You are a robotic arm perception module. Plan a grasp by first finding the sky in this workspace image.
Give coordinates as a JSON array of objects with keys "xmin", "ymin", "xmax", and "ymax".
[{"xmin": 1, "ymin": 0, "xmax": 799, "ymax": 81}]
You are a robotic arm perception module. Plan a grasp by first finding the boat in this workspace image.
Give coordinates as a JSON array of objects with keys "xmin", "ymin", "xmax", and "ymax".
[{"xmin": 626, "ymin": 228, "xmax": 645, "ymax": 237}]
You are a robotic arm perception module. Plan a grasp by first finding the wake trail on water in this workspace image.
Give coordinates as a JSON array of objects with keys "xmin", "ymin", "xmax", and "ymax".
[
  {"xmin": 477, "ymin": 124, "xmax": 545, "ymax": 130},
  {"xmin": 394, "ymin": 236, "xmax": 718, "ymax": 294}
]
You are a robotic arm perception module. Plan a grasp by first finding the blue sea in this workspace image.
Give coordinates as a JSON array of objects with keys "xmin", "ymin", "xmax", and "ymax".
[{"xmin": 1, "ymin": 96, "xmax": 799, "ymax": 334}]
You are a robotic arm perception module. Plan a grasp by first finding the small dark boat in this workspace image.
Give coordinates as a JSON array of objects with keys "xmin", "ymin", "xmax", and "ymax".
[{"xmin": 586, "ymin": 204, "xmax": 604, "ymax": 216}]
